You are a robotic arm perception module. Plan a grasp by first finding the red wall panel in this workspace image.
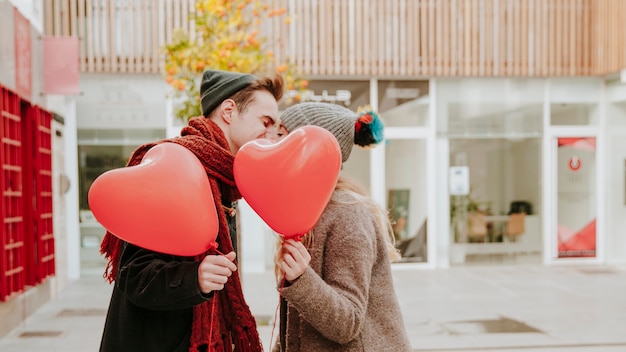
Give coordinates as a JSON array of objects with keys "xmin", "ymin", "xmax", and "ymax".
[
  {"xmin": 0, "ymin": 86, "xmax": 55, "ymax": 301},
  {"xmin": 0, "ymin": 87, "xmax": 26, "ymax": 301},
  {"xmin": 32, "ymin": 106, "xmax": 54, "ymax": 282}
]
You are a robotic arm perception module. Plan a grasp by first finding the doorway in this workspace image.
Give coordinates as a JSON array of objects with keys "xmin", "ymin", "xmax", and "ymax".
[{"xmin": 548, "ymin": 134, "xmax": 599, "ymax": 261}]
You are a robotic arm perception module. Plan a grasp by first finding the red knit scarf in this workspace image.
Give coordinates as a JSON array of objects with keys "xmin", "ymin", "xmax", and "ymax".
[{"xmin": 100, "ymin": 117, "xmax": 263, "ymax": 352}]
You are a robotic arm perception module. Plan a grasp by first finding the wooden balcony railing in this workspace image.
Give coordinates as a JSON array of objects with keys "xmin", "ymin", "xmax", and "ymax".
[{"xmin": 43, "ymin": 0, "xmax": 626, "ymax": 77}]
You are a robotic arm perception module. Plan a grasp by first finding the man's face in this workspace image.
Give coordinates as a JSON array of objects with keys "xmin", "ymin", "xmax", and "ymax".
[
  {"xmin": 229, "ymin": 90, "xmax": 279, "ymax": 153},
  {"xmin": 276, "ymin": 125, "xmax": 289, "ymax": 140},
  {"xmin": 265, "ymin": 124, "xmax": 289, "ymax": 142}
]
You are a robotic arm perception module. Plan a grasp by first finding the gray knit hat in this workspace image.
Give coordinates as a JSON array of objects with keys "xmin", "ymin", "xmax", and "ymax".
[
  {"xmin": 200, "ymin": 69, "xmax": 256, "ymax": 117},
  {"xmin": 281, "ymin": 102, "xmax": 385, "ymax": 163}
]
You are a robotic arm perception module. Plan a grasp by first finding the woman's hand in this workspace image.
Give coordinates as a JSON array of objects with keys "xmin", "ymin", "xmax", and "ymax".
[{"xmin": 280, "ymin": 239, "xmax": 311, "ymax": 282}]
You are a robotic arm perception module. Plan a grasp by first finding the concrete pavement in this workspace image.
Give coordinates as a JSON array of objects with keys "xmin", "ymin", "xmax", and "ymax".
[{"xmin": 1, "ymin": 264, "xmax": 626, "ymax": 351}]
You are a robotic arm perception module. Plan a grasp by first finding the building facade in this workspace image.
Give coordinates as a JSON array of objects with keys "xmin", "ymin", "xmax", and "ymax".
[{"xmin": 41, "ymin": 0, "xmax": 626, "ymax": 279}]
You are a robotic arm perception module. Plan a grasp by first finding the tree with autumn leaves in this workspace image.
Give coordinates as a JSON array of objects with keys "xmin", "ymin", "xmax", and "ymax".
[{"xmin": 163, "ymin": 0, "xmax": 306, "ymax": 121}]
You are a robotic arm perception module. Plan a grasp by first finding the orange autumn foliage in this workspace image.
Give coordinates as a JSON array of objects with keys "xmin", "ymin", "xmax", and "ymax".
[{"xmin": 163, "ymin": 0, "xmax": 307, "ymax": 121}]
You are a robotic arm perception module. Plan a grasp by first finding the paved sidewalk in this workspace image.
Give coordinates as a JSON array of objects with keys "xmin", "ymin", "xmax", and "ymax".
[{"xmin": 1, "ymin": 264, "xmax": 626, "ymax": 351}]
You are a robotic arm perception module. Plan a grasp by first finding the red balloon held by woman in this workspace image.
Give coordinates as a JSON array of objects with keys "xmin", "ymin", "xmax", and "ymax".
[{"xmin": 234, "ymin": 125, "xmax": 341, "ymax": 239}]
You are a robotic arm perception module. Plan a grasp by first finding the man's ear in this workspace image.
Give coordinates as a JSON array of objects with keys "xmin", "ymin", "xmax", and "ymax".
[{"xmin": 219, "ymin": 99, "xmax": 236, "ymax": 124}]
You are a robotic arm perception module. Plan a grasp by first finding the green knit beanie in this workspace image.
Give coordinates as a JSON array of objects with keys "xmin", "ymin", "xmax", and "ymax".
[{"xmin": 200, "ymin": 69, "xmax": 256, "ymax": 117}]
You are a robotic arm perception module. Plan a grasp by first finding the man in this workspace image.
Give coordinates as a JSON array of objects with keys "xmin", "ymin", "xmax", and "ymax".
[{"xmin": 99, "ymin": 69, "xmax": 284, "ymax": 352}]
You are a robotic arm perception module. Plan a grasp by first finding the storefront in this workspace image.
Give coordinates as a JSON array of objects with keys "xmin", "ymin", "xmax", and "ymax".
[
  {"xmin": 278, "ymin": 77, "xmax": 623, "ymax": 269},
  {"xmin": 74, "ymin": 75, "xmax": 626, "ymax": 272},
  {"xmin": 435, "ymin": 78, "xmax": 611, "ymax": 267}
]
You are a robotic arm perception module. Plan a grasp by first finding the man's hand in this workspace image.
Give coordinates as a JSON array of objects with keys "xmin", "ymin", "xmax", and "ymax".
[
  {"xmin": 197, "ymin": 251, "xmax": 237, "ymax": 294},
  {"xmin": 279, "ymin": 239, "xmax": 311, "ymax": 282}
]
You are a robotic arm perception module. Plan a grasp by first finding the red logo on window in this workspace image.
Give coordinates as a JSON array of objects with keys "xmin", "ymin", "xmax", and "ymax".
[{"xmin": 568, "ymin": 156, "xmax": 581, "ymax": 171}]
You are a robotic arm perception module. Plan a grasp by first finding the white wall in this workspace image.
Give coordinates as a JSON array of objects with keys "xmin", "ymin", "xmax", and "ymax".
[
  {"xmin": 76, "ymin": 74, "xmax": 169, "ymax": 130},
  {"xmin": 0, "ymin": 0, "xmax": 45, "ymax": 105},
  {"xmin": 0, "ymin": 1, "xmax": 16, "ymax": 90},
  {"xmin": 7, "ymin": 0, "xmax": 42, "ymax": 33}
]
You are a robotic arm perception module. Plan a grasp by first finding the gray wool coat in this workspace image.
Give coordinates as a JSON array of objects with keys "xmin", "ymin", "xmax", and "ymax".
[{"xmin": 273, "ymin": 189, "xmax": 412, "ymax": 352}]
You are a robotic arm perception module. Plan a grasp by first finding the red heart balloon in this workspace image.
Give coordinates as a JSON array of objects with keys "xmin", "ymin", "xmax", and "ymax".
[
  {"xmin": 88, "ymin": 143, "xmax": 218, "ymax": 256},
  {"xmin": 234, "ymin": 126, "xmax": 341, "ymax": 238}
]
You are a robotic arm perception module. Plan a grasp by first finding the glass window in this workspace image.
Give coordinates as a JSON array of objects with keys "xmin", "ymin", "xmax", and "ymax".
[
  {"xmin": 550, "ymin": 103, "xmax": 599, "ymax": 126},
  {"xmin": 437, "ymin": 79, "xmax": 544, "ymax": 137},
  {"xmin": 378, "ymin": 80, "xmax": 429, "ymax": 127},
  {"xmin": 447, "ymin": 103, "xmax": 543, "ymax": 137},
  {"xmin": 549, "ymin": 78, "xmax": 602, "ymax": 103},
  {"xmin": 450, "ymin": 138, "xmax": 541, "ymax": 247},
  {"xmin": 385, "ymin": 139, "xmax": 428, "ymax": 263}
]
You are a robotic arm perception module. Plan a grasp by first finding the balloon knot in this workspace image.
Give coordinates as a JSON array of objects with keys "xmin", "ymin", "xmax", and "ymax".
[{"xmin": 289, "ymin": 234, "xmax": 304, "ymax": 242}]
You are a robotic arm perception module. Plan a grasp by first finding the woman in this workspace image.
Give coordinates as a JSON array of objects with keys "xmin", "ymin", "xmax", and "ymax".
[{"xmin": 272, "ymin": 102, "xmax": 412, "ymax": 352}]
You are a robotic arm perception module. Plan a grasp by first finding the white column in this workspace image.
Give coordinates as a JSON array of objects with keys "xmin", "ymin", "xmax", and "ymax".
[
  {"xmin": 434, "ymin": 79, "xmax": 451, "ymax": 268},
  {"xmin": 597, "ymin": 81, "xmax": 607, "ymax": 263},
  {"xmin": 427, "ymin": 79, "xmax": 438, "ymax": 268},
  {"xmin": 47, "ymin": 95, "xmax": 81, "ymax": 281},
  {"xmin": 542, "ymin": 80, "xmax": 553, "ymax": 264},
  {"xmin": 63, "ymin": 96, "xmax": 81, "ymax": 280},
  {"xmin": 369, "ymin": 78, "xmax": 385, "ymax": 206},
  {"xmin": 435, "ymin": 140, "xmax": 451, "ymax": 268}
]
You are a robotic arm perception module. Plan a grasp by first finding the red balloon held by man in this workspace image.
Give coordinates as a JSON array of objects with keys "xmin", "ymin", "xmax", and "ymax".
[
  {"xmin": 88, "ymin": 142, "xmax": 219, "ymax": 256},
  {"xmin": 234, "ymin": 125, "xmax": 341, "ymax": 239}
]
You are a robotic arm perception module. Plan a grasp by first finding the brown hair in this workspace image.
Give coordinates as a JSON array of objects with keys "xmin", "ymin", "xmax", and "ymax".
[{"xmin": 230, "ymin": 73, "xmax": 284, "ymax": 113}]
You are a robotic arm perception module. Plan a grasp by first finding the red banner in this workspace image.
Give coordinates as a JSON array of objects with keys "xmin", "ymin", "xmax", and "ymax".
[
  {"xmin": 43, "ymin": 36, "xmax": 80, "ymax": 95},
  {"xmin": 14, "ymin": 8, "xmax": 31, "ymax": 100}
]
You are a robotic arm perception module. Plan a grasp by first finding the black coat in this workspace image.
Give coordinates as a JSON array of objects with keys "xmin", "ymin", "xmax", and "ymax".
[
  {"xmin": 99, "ymin": 241, "xmax": 213, "ymax": 352},
  {"xmin": 99, "ymin": 203, "xmax": 239, "ymax": 352}
]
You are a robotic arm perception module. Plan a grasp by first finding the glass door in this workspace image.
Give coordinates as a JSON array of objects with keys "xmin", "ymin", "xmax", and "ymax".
[
  {"xmin": 552, "ymin": 136, "xmax": 598, "ymax": 259},
  {"xmin": 385, "ymin": 137, "xmax": 429, "ymax": 263},
  {"xmin": 377, "ymin": 80, "xmax": 433, "ymax": 265}
]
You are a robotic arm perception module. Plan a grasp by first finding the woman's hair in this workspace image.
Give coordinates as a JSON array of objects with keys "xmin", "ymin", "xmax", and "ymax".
[{"xmin": 274, "ymin": 176, "xmax": 401, "ymax": 282}]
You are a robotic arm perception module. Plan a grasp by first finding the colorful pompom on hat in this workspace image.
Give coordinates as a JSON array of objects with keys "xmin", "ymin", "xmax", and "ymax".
[{"xmin": 280, "ymin": 102, "xmax": 384, "ymax": 163}]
